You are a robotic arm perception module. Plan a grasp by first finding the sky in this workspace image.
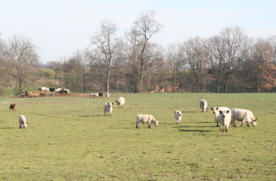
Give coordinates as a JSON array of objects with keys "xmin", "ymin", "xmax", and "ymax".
[{"xmin": 0, "ymin": 0, "xmax": 275, "ymax": 63}]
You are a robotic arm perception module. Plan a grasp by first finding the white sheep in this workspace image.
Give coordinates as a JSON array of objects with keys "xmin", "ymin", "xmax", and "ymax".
[
  {"xmin": 218, "ymin": 108, "xmax": 232, "ymax": 132},
  {"xmin": 200, "ymin": 99, "xmax": 208, "ymax": 112},
  {"xmin": 115, "ymin": 97, "xmax": 125, "ymax": 108},
  {"xmin": 231, "ymin": 108, "xmax": 258, "ymax": 127},
  {"xmin": 174, "ymin": 110, "xmax": 183, "ymax": 124},
  {"xmin": 39, "ymin": 87, "xmax": 49, "ymax": 92},
  {"xmin": 90, "ymin": 92, "xmax": 99, "ymax": 97},
  {"xmin": 63, "ymin": 89, "xmax": 70, "ymax": 94},
  {"xmin": 19, "ymin": 115, "xmax": 28, "ymax": 128},
  {"xmin": 55, "ymin": 88, "xmax": 63, "ymax": 92},
  {"xmin": 105, "ymin": 92, "xmax": 110, "ymax": 98},
  {"xmin": 104, "ymin": 102, "xmax": 113, "ymax": 116},
  {"xmin": 136, "ymin": 114, "xmax": 159, "ymax": 128},
  {"xmin": 211, "ymin": 107, "xmax": 230, "ymax": 127}
]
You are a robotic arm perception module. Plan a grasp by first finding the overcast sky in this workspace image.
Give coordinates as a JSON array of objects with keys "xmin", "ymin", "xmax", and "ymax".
[{"xmin": 0, "ymin": 0, "xmax": 275, "ymax": 63}]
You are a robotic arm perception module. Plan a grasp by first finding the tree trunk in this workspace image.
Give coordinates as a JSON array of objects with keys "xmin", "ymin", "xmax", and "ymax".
[{"xmin": 106, "ymin": 67, "xmax": 111, "ymax": 92}]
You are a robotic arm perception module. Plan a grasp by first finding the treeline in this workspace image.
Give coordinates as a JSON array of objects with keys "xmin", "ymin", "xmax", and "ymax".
[{"xmin": 1, "ymin": 11, "xmax": 276, "ymax": 95}]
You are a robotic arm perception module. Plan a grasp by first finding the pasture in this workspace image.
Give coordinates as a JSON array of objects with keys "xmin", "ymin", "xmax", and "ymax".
[{"xmin": 0, "ymin": 93, "xmax": 275, "ymax": 180}]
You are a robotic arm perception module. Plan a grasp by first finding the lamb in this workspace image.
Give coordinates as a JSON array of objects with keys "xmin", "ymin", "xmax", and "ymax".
[
  {"xmin": 9, "ymin": 104, "xmax": 16, "ymax": 111},
  {"xmin": 104, "ymin": 102, "xmax": 113, "ymax": 116},
  {"xmin": 174, "ymin": 110, "xmax": 183, "ymax": 124},
  {"xmin": 115, "ymin": 97, "xmax": 125, "ymax": 108},
  {"xmin": 231, "ymin": 108, "xmax": 258, "ymax": 127},
  {"xmin": 19, "ymin": 115, "xmax": 28, "ymax": 128},
  {"xmin": 211, "ymin": 107, "xmax": 230, "ymax": 127},
  {"xmin": 200, "ymin": 99, "xmax": 208, "ymax": 112},
  {"xmin": 136, "ymin": 114, "xmax": 159, "ymax": 128},
  {"xmin": 218, "ymin": 108, "xmax": 232, "ymax": 132}
]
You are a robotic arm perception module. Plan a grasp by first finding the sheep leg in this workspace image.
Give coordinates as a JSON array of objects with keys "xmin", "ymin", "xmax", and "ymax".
[
  {"xmin": 225, "ymin": 126, "xmax": 228, "ymax": 132},
  {"xmin": 241, "ymin": 120, "xmax": 245, "ymax": 127}
]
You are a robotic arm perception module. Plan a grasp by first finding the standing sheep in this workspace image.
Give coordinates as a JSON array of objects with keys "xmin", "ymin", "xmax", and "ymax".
[
  {"xmin": 211, "ymin": 107, "xmax": 230, "ymax": 127},
  {"xmin": 231, "ymin": 108, "xmax": 258, "ymax": 127},
  {"xmin": 19, "ymin": 115, "xmax": 28, "ymax": 128},
  {"xmin": 174, "ymin": 110, "xmax": 183, "ymax": 124},
  {"xmin": 104, "ymin": 102, "xmax": 113, "ymax": 116},
  {"xmin": 136, "ymin": 114, "xmax": 159, "ymax": 128},
  {"xmin": 115, "ymin": 97, "xmax": 125, "ymax": 108},
  {"xmin": 105, "ymin": 92, "xmax": 110, "ymax": 98},
  {"xmin": 218, "ymin": 108, "xmax": 232, "ymax": 132},
  {"xmin": 200, "ymin": 99, "xmax": 208, "ymax": 112}
]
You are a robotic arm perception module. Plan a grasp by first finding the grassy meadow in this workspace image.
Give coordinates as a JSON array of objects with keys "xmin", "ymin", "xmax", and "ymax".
[{"xmin": 0, "ymin": 93, "xmax": 275, "ymax": 180}]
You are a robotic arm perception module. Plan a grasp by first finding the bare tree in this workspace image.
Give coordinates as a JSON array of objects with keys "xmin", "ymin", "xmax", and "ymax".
[
  {"xmin": 144, "ymin": 43, "xmax": 164, "ymax": 91},
  {"xmin": 0, "ymin": 35, "xmax": 10, "ymax": 94},
  {"xmin": 131, "ymin": 11, "xmax": 161, "ymax": 92},
  {"xmin": 166, "ymin": 44, "xmax": 186, "ymax": 87},
  {"xmin": 91, "ymin": 20, "xmax": 119, "ymax": 92},
  {"xmin": 6, "ymin": 36, "xmax": 38, "ymax": 95},
  {"xmin": 181, "ymin": 37, "xmax": 208, "ymax": 92},
  {"xmin": 126, "ymin": 28, "xmax": 140, "ymax": 92},
  {"xmin": 206, "ymin": 27, "xmax": 248, "ymax": 92}
]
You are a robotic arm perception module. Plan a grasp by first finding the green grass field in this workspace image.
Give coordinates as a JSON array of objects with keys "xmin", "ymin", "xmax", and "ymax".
[{"xmin": 0, "ymin": 93, "xmax": 275, "ymax": 180}]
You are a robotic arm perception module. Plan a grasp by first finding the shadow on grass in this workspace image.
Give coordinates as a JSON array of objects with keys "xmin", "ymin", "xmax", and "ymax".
[
  {"xmin": 160, "ymin": 122, "xmax": 176, "ymax": 125},
  {"xmin": 185, "ymin": 121, "xmax": 211, "ymax": 124},
  {"xmin": 182, "ymin": 111, "xmax": 198, "ymax": 113},
  {"xmin": 0, "ymin": 127, "xmax": 16, "ymax": 129},
  {"xmin": 79, "ymin": 114, "xmax": 102, "ymax": 118},
  {"xmin": 175, "ymin": 125, "xmax": 217, "ymax": 128},
  {"xmin": 178, "ymin": 129, "xmax": 211, "ymax": 132}
]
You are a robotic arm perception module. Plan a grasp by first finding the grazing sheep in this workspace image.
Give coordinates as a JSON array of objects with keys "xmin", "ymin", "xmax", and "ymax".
[
  {"xmin": 19, "ymin": 115, "xmax": 28, "ymax": 128},
  {"xmin": 115, "ymin": 97, "xmax": 125, "ymax": 108},
  {"xmin": 231, "ymin": 108, "xmax": 258, "ymax": 127},
  {"xmin": 136, "ymin": 114, "xmax": 159, "ymax": 128},
  {"xmin": 38, "ymin": 87, "xmax": 49, "ymax": 92},
  {"xmin": 105, "ymin": 92, "xmax": 110, "ymax": 98},
  {"xmin": 200, "ymin": 99, "xmax": 208, "ymax": 112},
  {"xmin": 174, "ymin": 110, "xmax": 183, "ymax": 124},
  {"xmin": 104, "ymin": 102, "xmax": 113, "ymax": 116},
  {"xmin": 211, "ymin": 107, "xmax": 230, "ymax": 127},
  {"xmin": 218, "ymin": 108, "xmax": 232, "ymax": 132},
  {"xmin": 9, "ymin": 104, "xmax": 16, "ymax": 111},
  {"xmin": 99, "ymin": 92, "xmax": 103, "ymax": 97}
]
